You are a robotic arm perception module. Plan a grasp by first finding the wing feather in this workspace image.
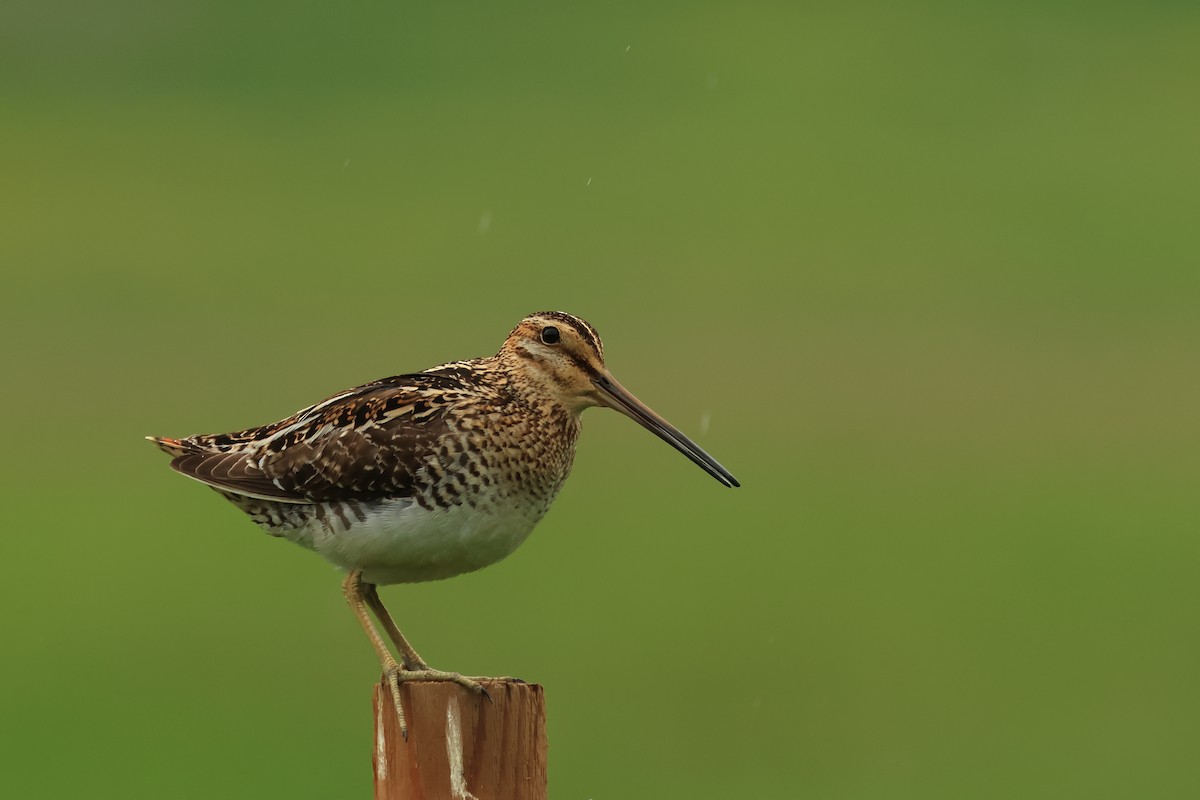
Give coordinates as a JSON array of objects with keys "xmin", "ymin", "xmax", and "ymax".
[{"xmin": 162, "ymin": 371, "xmax": 469, "ymax": 503}]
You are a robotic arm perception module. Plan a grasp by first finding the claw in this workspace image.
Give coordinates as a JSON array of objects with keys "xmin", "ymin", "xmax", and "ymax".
[{"xmin": 382, "ymin": 665, "xmax": 409, "ymax": 740}]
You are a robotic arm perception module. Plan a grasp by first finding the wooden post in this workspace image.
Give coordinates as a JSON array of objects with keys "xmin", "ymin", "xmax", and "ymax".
[{"xmin": 372, "ymin": 679, "xmax": 547, "ymax": 800}]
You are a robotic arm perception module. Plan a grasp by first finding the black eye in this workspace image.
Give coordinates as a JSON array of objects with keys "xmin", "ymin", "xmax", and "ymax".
[{"xmin": 540, "ymin": 326, "xmax": 561, "ymax": 345}]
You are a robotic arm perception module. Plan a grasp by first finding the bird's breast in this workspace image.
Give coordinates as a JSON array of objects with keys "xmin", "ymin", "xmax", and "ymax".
[
  {"xmin": 292, "ymin": 407, "xmax": 582, "ymax": 584},
  {"xmin": 411, "ymin": 403, "xmax": 581, "ymax": 516}
]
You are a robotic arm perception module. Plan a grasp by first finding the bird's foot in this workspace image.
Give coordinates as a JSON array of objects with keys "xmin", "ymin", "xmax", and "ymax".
[
  {"xmin": 394, "ymin": 666, "xmax": 492, "ymax": 702},
  {"xmin": 467, "ymin": 674, "xmax": 523, "ymax": 684},
  {"xmin": 381, "ymin": 663, "xmax": 493, "ymax": 739}
]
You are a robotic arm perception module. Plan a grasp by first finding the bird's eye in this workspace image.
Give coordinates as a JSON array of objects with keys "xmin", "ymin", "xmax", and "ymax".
[{"xmin": 540, "ymin": 326, "xmax": 561, "ymax": 345}]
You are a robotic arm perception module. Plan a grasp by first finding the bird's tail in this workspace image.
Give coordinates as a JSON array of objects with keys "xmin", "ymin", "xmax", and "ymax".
[{"xmin": 146, "ymin": 435, "xmax": 194, "ymax": 457}]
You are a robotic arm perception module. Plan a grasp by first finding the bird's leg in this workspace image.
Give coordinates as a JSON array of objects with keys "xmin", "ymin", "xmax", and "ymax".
[
  {"xmin": 343, "ymin": 571, "xmax": 491, "ymax": 740},
  {"xmin": 342, "ymin": 570, "xmax": 411, "ymax": 737},
  {"xmin": 362, "ymin": 582, "xmax": 429, "ymax": 670},
  {"xmin": 359, "ymin": 577, "xmax": 491, "ymax": 697},
  {"xmin": 365, "ymin": 589, "xmax": 516, "ymax": 684}
]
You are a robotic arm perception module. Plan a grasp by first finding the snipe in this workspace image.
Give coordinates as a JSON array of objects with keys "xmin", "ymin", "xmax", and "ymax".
[{"xmin": 150, "ymin": 311, "xmax": 738, "ymax": 737}]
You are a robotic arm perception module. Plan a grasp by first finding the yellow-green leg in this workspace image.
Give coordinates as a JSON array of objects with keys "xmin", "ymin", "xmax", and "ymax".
[{"xmin": 342, "ymin": 570, "xmax": 489, "ymax": 740}]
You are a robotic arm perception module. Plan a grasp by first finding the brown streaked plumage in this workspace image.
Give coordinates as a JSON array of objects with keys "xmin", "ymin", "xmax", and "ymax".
[{"xmin": 149, "ymin": 311, "xmax": 738, "ymax": 738}]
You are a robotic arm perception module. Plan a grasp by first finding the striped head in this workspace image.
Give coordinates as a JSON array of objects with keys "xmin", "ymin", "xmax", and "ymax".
[
  {"xmin": 503, "ymin": 311, "xmax": 607, "ymax": 412},
  {"xmin": 501, "ymin": 311, "xmax": 739, "ymax": 488}
]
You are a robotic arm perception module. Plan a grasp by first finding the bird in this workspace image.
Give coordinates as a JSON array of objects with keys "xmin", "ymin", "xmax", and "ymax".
[{"xmin": 149, "ymin": 311, "xmax": 739, "ymax": 737}]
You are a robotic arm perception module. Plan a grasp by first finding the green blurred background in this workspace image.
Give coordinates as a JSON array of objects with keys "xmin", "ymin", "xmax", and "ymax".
[{"xmin": 3, "ymin": 1, "xmax": 1198, "ymax": 797}]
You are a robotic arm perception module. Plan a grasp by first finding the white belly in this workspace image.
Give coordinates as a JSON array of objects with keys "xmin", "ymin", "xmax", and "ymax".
[{"xmin": 284, "ymin": 497, "xmax": 546, "ymax": 584}]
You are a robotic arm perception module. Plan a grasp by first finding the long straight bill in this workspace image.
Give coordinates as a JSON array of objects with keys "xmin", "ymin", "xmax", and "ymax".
[{"xmin": 592, "ymin": 372, "xmax": 740, "ymax": 488}]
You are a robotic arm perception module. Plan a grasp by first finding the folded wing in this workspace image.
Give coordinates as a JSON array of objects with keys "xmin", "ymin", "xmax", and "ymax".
[{"xmin": 156, "ymin": 372, "xmax": 467, "ymax": 504}]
